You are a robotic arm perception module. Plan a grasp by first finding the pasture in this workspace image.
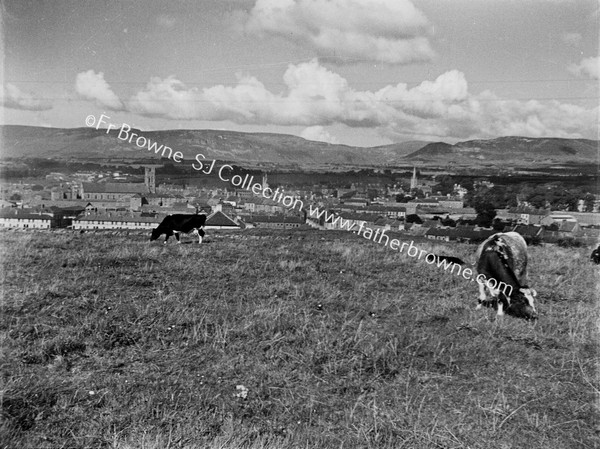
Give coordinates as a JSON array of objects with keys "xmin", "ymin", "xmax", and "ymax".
[{"xmin": 1, "ymin": 228, "xmax": 598, "ymax": 448}]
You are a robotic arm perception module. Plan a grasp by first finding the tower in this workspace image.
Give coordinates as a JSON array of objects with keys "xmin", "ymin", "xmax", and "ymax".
[
  {"xmin": 262, "ymin": 172, "xmax": 269, "ymax": 190},
  {"xmin": 410, "ymin": 166, "xmax": 418, "ymax": 190},
  {"xmin": 145, "ymin": 167, "xmax": 156, "ymax": 194}
]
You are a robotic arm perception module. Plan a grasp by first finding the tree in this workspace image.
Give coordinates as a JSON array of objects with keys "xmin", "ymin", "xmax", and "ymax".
[
  {"xmin": 473, "ymin": 200, "xmax": 496, "ymax": 227},
  {"xmin": 492, "ymin": 218, "xmax": 507, "ymax": 231},
  {"xmin": 405, "ymin": 214, "xmax": 423, "ymax": 224},
  {"xmin": 441, "ymin": 217, "xmax": 456, "ymax": 227}
]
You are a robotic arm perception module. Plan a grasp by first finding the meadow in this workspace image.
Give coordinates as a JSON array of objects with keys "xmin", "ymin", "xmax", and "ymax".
[{"xmin": 1, "ymin": 228, "xmax": 598, "ymax": 449}]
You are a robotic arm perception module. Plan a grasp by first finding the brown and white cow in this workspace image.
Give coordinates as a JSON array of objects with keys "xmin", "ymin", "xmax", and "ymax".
[{"xmin": 475, "ymin": 232, "xmax": 538, "ymax": 320}]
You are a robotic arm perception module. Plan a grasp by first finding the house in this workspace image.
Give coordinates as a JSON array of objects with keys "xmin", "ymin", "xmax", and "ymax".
[
  {"xmin": 445, "ymin": 207, "xmax": 477, "ymax": 220},
  {"xmin": 409, "ymin": 198, "xmax": 441, "ymax": 208},
  {"xmin": 248, "ymin": 215, "xmax": 305, "ymax": 229},
  {"xmin": 0, "ymin": 209, "xmax": 56, "ymax": 229},
  {"xmin": 341, "ymin": 198, "xmax": 369, "ymax": 207},
  {"xmin": 438, "ymin": 199, "xmax": 465, "ymax": 209},
  {"xmin": 540, "ymin": 214, "xmax": 578, "ymax": 227},
  {"xmin": 360, "ymin": 204, "xmax": 406, "ymax": 219},
  {"xmin": 72, "ymin": 213, "xmax": 162, "ymax": 231},
  {"xmin": 205, "ymin": 211, "xmax": 243, "ymax": 230},
  {"xmin": 451, "ymin": 227, "xmax": 496, "ymax": 243},
  {"xmin": 242, "ymin": 197, "xmax": 286, "ymax": 215},
  {"xmin": 324, "ymin": 212, "xmax": 373, "ymax": 231},
  {"xmin": 504, "ymin": 224, "xmax": 544, "ymax": 239},
  {"xmin": 503, "ymin": 207, "xmax": 550, "ymax": 225},
  {"xmin": 370, "ymin": 217, "xmax": 404, "ymax": 232},
  {"xmin": 425, "ymin": 228, "xmax": 453, "ymax": 242}
]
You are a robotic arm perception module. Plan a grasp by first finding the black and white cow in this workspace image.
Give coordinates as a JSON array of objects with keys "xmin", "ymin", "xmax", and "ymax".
[
  {"xmin": 150, "ymin": 214, "xmax": 206, "ymax": 244},
  {"xmin": 475, "ymin": 231, "xmax": 538, "ymax": 320},
  {"xmin": 590, "ymin": 244, "xmax": 600, "ymax": 264}
]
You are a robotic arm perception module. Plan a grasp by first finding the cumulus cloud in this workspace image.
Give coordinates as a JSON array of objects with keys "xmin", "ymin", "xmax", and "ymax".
[
  {"xmin": 243, "ymin": 0, "xmax": 434, "ymax": 64},
  {"xmin": 124, "ymin": 59, "xmax": 597, "ymax": 140},
  {"xmin": 568, "ymin": 56, "xmax": 600, "ymax": 79},
  {"xmin": 300, "ymin": 126, "xmax": 339, "ymax": 144},
  {"xmin": 75, "ymin": 70, "xmax": 124, "ymax": 110},
  {"xmin": 0, "ymin": 83, "xmax": 52, "ymax": 111}
]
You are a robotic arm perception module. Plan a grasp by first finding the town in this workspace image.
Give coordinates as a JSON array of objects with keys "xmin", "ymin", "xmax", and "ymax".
[{"xmin": 1, "ymin": 158, "xmax": 598, "ymax": 247}]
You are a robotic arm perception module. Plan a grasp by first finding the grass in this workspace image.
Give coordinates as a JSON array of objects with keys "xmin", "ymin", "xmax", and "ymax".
[{"xmin": 1, "ymin": 228, "xmax": 599, "ymax": 448}]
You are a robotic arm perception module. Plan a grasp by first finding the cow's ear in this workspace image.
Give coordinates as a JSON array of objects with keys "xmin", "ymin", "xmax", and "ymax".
[{"xmin": 530, "ymin": 289, "xmax": 537, "ymax": 297}]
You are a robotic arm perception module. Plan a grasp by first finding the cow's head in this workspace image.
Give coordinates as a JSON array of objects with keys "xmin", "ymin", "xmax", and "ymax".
[
  {"xmin": 506, "ymin": 287, "xmax": 538, "ymax": 320},
  {"xmin": 150, "ymin": 227, "xmax": 161, "ymax": 241}
]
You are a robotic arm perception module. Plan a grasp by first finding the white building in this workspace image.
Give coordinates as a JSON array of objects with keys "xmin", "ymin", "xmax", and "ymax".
[{"xmin": 0, "ymin": 209, "xmax": 54, "ymax": 229}]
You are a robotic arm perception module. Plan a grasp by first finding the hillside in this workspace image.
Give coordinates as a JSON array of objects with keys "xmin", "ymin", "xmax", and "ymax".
[
  {"xmin": 1, "ymin": 125, "xmax": 598, "ymax": 168},
  {"xmin": 0, "ymin": 125, "xmax": 424, "ymax": 168},
  {"xmin": 2, "ymin": 228, "xmax": 598, "ymax": 449},
  {"xmin": 408, "ymin": 137, "xmax": 599, "ymax": 165}
]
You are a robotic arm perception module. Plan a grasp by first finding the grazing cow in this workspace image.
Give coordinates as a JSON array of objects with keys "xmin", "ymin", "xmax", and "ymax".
[
  {"xmin": 475, "ymin": 231, "xmax": 538, "ymax": 320},
  {"xmin": 590, "ymin": 245, "xmax": 600, "ymax": 264},
  {"xmin": 150, "ymin": 214, "xmax": 206, "ymax": 244}
]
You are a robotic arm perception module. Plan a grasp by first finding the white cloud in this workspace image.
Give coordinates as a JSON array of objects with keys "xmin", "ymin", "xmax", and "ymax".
[
  {"xmin": 88, "ymin": 59, "xmax": 597, "ymax": 141},
  {"xmin": 568, "ymin": 56, "xmax": 600, "ymax": 79},
  {"xmin": 244, "ymin": 0, "xmax": 434, "ymax": 64},
  {"xmin": 129, "ymin": 76, "xmax": 203, "ymax": 119},
  {"xmin": 300, "ymin": 126, "xmax": 339, "ymax": 143},
  {"xmin": 0, "ymin": 83, "xmax": 52, "ymax": 111},
  {"xmin": 75, "ymin": 70, "xmax": 124, "ymax": 110}
]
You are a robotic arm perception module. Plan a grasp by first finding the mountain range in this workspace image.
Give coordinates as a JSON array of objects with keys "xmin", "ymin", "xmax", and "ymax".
[{"xmin": 0, "ymin": 125, "xmax": 597, "ymax": 169}]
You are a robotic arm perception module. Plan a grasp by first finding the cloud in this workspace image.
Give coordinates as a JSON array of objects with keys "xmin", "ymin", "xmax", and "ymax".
[
  {"xmin": 300, "ymin": 126, "xmax": 339, "ymax": 144},
  {"xmin": 0, "ymin": 83, "xmax": 52, "ymax": 111},
  {"xmin": 75, "ymin": 70, "xmax": 124, "ymax": 110},
  {"xmin": 128, "ymin": 76, "xmax": 203, "ymax": 119},
  {"xmin": 243, "ymin": 0, "xmax": 434, "ymax": 64},
  {"xmin": 568, "ymin": 56, "xmax": 600, "ymax": 79},
  {"xmin": 125, "ymin": 59, "xmax": 597, "ymax": 141}
]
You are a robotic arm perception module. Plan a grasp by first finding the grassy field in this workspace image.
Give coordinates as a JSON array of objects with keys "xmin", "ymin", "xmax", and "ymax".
[{"xmin": 1, "ymin": 228, "xmax": 599, "ymax": 449}]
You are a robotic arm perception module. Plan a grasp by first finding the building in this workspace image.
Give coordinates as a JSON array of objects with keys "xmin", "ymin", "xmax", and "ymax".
[
  {"xmin": 248, "ymin": 215, "xmax": 305, "ymax": 229},
  {"xmin": 540, "ymin": 214, "xmax": 578, "ymax": 227},
  {"xmin": 499, "ymin": 207, "xmax": 550, "ymax": 225},
  {"xmin": 205, "ymin": 211, "xmax": 243, "ymax": 230},
  {"xmin": 72, "ymin": 213, "xmax": 162, "ymax": 231},
  {"xmin": 0, "ymin": 209, "xmax": 55, "ymax": 229},
  {"xmin": 81, "ymin": 182, "xmax": 148, "ymax": 202}
]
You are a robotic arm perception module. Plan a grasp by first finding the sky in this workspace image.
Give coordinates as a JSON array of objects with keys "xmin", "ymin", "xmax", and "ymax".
[{"xmin": 1, "ymin": 0, "xmax": 599, "ymax": 147}]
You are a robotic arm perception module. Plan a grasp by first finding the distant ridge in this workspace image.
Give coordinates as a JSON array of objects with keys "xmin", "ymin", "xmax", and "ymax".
[
  {"xmin": 0, "ymin": 125, "xmax": 597, "ymax": 168},
  {"xmin": 407, "ymin": 136, "xmax": 598, "ymax": 165}
]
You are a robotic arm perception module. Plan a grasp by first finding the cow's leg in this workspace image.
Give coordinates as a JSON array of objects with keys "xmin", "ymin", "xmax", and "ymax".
[
  {"xmin": 174, "ymin": 232, "xmax": 181, "ymax": 244},
  {"xmin": 497, "ymin": 301, "xmax": 505, "ymax": 316},
  {"xmin": 195, "ymin": 228, "xmax": 203, "ymax": 244},
  {"xmin": 476, "ymin": 282, "xmax": 487, "ymax": 309}
]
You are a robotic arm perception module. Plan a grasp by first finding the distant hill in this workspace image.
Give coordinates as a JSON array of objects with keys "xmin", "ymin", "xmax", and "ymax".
[
  {"xmin": 0, "ymin": 125, "xmax": 597, "ymax": 168},
  {"xmin": 407, "ymin": 137, "xmax": 598, "ymax": 165},
  {"xmin": 0, "ymin": 125, "xmax": 426, "ymax": 168}
]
